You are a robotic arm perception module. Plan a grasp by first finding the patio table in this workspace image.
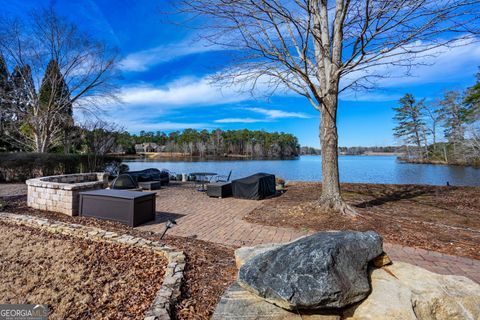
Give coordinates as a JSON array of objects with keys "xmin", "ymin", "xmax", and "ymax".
[{"xmin": 190, "ymin": 172, "xmax": 217, "ymax": 191}]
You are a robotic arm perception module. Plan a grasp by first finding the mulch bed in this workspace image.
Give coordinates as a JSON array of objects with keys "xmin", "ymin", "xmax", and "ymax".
[
  {"xmin": 0, "ymin": 221, "xmax": 166, "ymax": 320},
  {"xmin": 1, "ymin": 195, "xmax": 237, "ymax": 320},
  {"xmin": 246, "ymin": 183, "xmax": 480, "ymax": 260}
]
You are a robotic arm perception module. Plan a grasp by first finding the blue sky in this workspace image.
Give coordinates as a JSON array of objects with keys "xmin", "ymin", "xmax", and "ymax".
[{"xmin": 2, "ymin": 0, "xmax": 479, "ymax": 147}]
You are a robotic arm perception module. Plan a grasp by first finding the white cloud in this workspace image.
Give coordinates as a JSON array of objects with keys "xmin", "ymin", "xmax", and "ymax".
[
  {"xmin": 338, "ymin": 37, "xmax": 480, "ymax": 101},
  {"xmin": 119, "ymin": 76, "xmax": 249, "ymax": 107},
  {"xmin": 342, "ymin": 37, "xmax": 480, "ymax": 90},
  {"xmin": 125, "ymin": 121, "xmax": 211, "ymax": 132},
  {"xmin": 215, "ymin": 118, "xmax": 266, "ymax": 123},
  {"xmin": 245, "ymin": 107, "xmax": 310, "ymax": 119},
  {"xmin": 119, "ymin": 40, "xmax": 223, "ymax": 72}
]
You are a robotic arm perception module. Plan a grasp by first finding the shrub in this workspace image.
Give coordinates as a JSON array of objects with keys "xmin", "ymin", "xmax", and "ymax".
[{"xmin": 0, "ymin": 153, "xmax": 121, "ymax": 182}]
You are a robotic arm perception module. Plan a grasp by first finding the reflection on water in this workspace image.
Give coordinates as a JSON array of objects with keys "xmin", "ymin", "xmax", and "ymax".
[{"xmin": 123, "ymin": 155, "xmax": 480, "ymax": 186}]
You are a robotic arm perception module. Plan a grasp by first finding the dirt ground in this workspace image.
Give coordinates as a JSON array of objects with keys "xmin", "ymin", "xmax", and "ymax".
[
  {"xmin": 2, "ymin": 195, "xmax": 237, "ymax": 320},
  {"xmin": 0, "ymin": 183, "xmax": 27, "ymax": 197},
  {"xmin": 0, "ymin": 221, "xmax": 166, "ymax": 320},
  {"xmin": 246, "ymin": 182, "xmax": 480, "ymax": 260}
]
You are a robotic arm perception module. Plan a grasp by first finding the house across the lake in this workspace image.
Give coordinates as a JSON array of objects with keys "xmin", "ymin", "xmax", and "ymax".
[{"xmin": 134, "ymin": 143, "xmax": 167, "ymax": 153}]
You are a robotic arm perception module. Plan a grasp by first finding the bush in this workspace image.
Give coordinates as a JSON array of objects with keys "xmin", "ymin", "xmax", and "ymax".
[{"xmin": 0, "ymin": 153, "xmax": 121, "ymax": 182}]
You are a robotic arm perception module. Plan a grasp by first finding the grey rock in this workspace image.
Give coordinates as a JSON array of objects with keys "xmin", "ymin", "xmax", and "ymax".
[{"xmin": 238, "ymin": 231, "xmax": 383, "ymax": 310}]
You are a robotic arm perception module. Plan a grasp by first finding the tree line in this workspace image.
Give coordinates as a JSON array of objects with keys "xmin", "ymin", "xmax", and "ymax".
[
  {"xmin": 118, "ymin": 128, "xmax": 300, "ymax": 159},
  {"xmin": 393, "ymin": 70, "xmax": 480, "ymax": 166}
]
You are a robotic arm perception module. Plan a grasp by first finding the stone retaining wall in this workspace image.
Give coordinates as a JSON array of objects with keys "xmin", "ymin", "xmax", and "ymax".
[
  {"xmin": 26, "ymin": 173, "xmax": 108, "ymax": 216},
  {"xmin": 0, "ymin": 212, "xmax": 185, "ymax": 320}
]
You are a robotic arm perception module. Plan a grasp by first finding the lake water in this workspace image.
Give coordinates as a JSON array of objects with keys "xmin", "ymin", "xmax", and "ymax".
[{"xmin": 123, "ymin": 155, "xmax": 480, "ymax": 186}]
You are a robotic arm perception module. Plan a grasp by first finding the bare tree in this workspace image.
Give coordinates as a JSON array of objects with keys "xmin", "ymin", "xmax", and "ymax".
[
  {"xmin": 80, "ymin": 120, "xmax": 120, "ymax": 171},
  {"xmin": 176, "ymin": 0, "xmax": 480, "ymax": 215},
  {"xmin": 0, "ymin": 8, "xmax": 118, "ymax": 152},
  {"xmin": 465, "ymin": 125, "xmax": 480, "ymax": 163},
  {"xmin": 423, "ymin": 101, "xmax": 442, "ymax": 150}
]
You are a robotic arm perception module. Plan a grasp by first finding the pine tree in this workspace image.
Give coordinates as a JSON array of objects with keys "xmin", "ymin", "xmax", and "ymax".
[
  {"xmin": 38, "ymin": 59, "xmax": 74, "ymax": 152},
  {"xmin": 0, "ymin": 55, "xmax": 10, "ymax": 98},
  {"xmin": 0, "ymin": 55, "xmax": 12, "ymax": 150},
  {"xmin": 39, "ymin": 60, "xmax": 71, "ymax": 113},
  {"xmin": 438, "ymin": 91, "xmax": 469, "ymax": 143},
  {"xmin": 464, "ymin": 69, "xmax": 480, "ymax": 120},
  {"xmin": 437, "ymin": 90, "xmax": 477, "ymax": 161},
  {"xmin": 393, "ymin": 93, "xmax": 428, "ymax": 158},
  {"xmin": 10, "ymin": 65, "xmax": 35, "ymax": 114}
]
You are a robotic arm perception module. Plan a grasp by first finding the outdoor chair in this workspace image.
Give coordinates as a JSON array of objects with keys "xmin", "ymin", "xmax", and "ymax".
[{"xmin": 215, "ymin": 170, "xmax": 232, "ymax": 182}]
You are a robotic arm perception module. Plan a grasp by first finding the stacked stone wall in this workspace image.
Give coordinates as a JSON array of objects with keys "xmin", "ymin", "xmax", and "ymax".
[{"xmin": 26, "ymin": 173, "xmax": 108, "ymax": 216}]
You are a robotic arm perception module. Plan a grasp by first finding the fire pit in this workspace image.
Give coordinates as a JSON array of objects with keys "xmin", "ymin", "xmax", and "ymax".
[{"xmin": 26, "ymin": 173, "xmax": 108, "ymax": 216}]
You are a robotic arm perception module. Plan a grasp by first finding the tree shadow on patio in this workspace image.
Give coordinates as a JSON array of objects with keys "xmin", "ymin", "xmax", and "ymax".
[
  {"xmin": 144, "ymin": 211, "xmax": 186, "ymax": 224},
  {"xmin": 354, "ymin": 185, "xmax": 439, "ymax": 208}
]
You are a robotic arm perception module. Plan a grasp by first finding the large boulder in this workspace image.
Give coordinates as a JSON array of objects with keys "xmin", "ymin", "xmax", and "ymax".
[
  {"xmin": 214, "ymin": 262, "xmax": 480, "ymax": 320},
  {"xmin": 238, "ymin": 231, "xmax": 383, "ymax": 310},
  {"xmin": 345, "ymin": 262, "xmax": 480, "ymax": 320}
]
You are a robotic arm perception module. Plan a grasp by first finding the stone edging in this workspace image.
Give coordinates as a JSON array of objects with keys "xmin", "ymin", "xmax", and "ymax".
[{"xmin": 0, "ymin": 212, "xmax": 184, "ymax": 320}]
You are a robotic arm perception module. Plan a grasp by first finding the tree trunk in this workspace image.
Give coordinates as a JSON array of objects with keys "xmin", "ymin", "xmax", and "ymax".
[{"xmin": 318, "ymin": 94, "xmax": 357, "ymax": 217}]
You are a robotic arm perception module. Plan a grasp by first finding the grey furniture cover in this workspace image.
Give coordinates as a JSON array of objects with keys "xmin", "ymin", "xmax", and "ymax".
[
  {"xmin": 207, "ymin": 182, "xmax": 232, "ymax": 198},
  {"xmin": 231, "ymin": 173, "xmax": 276, "ymax": 200},
  {"xmin": 127, "ymin": 168, "xmax": 170, "ymax": 185}
]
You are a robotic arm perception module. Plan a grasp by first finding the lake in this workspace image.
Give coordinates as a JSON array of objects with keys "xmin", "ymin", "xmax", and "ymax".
[{"xmin": 123, "ymin": 155, "xmax": 480, "ymax": 186}]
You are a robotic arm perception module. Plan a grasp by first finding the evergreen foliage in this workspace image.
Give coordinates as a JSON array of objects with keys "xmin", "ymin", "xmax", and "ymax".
[
  {"xmin": 39, "ymin": 60, "xmax": 71, "ymax": 115},
  {"xmin": 464, "ymin": 70, "xmax": 480, "ymax": 118},
  {"xmin": 393, "ymin": 93, "xmax": 427, "ymax": 155},
  {"xmin": 0, "ymin": 55, "xmax": 11, "ymax": 150}
]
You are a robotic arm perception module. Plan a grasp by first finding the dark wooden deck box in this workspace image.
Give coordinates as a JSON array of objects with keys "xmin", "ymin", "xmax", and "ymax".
[
  {"xmin": 207, "ymin": 182, "xmax": 232, "ymax": 198},
  {"xmin": 79, "ymin": 189, "xmax": 156, "ymax": 227}
]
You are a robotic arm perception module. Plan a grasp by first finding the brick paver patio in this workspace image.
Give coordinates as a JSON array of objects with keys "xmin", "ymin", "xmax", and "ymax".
[{"xmin": 138, "ymin": 182, "xmax": 480, "ymax": 283}]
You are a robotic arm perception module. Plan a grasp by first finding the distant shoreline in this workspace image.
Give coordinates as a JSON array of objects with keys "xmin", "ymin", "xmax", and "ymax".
[
  {"xmin": 115, "ymin": 152, "xmax": 298, "ymax": 160},
  {"xmin": 113, "ymin": 151, "xmax": 404, "ymax": 160}
]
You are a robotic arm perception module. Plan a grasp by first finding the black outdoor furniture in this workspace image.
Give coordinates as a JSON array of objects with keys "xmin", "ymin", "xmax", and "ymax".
[
  {"xmin": 231, "ymin": 173, "xmax": 276, "ymax": 200},
  {"xmin": 138, "ymin": 181, "xmax": 162, "ymax": 190},
  {"xmin": 207, "ymin": 182, "xmax": 232, "ymax": 198},
  {"xmin": 111, "ymin": 174, "xmax": 142, "ymax": 190},
  {"xmin": 190, "ymin": 172, "xmax": 217, "ymax": 191},
  {"xmin": 79, "ymin": 189, "xmax": 156, "ymax": 227},
  {"xmin": 126, "ymin": 168, "xmax": 170, "ymax": 186},
  {"xmin": 215, "ymin": 170, "xmax": 232, "ymax": 182}
]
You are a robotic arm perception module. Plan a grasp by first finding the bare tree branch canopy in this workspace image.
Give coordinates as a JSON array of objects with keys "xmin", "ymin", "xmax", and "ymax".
[
  {"xmin": 175, "ymin": 0, "xmax": 480, "ymax": 215},
  {"xmin": 0, "ymin": 8, "xmax": 118, "ymax": 153}
]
